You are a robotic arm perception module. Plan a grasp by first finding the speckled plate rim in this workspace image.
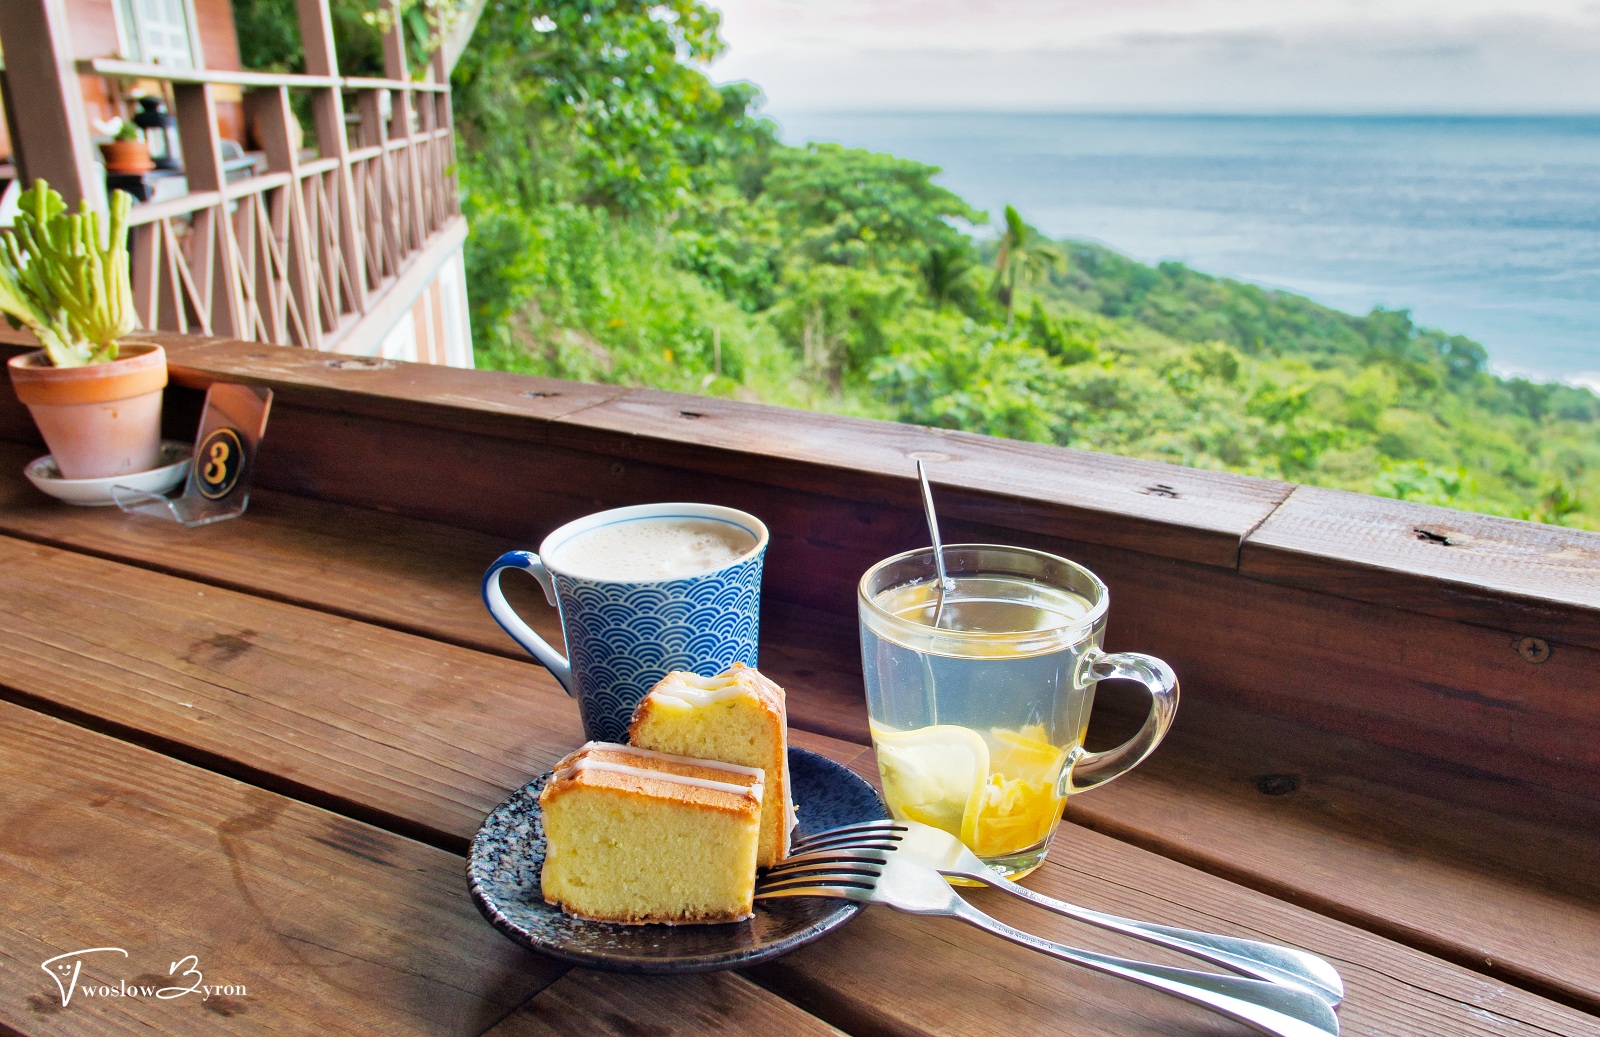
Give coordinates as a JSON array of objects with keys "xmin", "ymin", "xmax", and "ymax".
[{"xmin": 468, "ymin": 746, "xmax": 887, "ymax": 974}]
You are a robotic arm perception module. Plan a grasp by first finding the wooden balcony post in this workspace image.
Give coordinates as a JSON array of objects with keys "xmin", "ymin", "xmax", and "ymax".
[
  {"xmin": 244, "ymin": 85, "xmax": 322, "ymax": 348},
  {"xmin": 295, "ymin": 0, "xmax": 368, "ymax": 316},
  {"xmin": 432, "ymin": 50, "xmax": 459, "ymax": 219},
  {"xmin": 0, "ymin": 0, "xmax": 106, "ymax": 209},
  {"xmin": 172, "ymin": 83, "xmax": 246, "ymax": 338},
  {"xmin": 380, "ymin": 1, "xmax": 430, "ymax": 253}
]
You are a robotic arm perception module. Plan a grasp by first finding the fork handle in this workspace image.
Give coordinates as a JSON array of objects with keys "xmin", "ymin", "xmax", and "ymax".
[
  {"xmin": 983, "ymin": 873, "xmax": 1344, "ymax": 1006},
  {"xmin": 947, "ymin": 899, "xmax": 1340, "ymax": 1037}
]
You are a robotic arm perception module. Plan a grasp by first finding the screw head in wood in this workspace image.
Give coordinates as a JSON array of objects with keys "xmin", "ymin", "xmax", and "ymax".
[{"xmin": 1516, "ymin": 637, "xmax": 1551, "ymax": 664}]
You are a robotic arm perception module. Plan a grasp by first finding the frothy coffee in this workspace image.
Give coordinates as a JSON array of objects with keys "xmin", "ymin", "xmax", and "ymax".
[{"xmin": 546, "ymin": 516, "xmax": 758, "ymax": 581}]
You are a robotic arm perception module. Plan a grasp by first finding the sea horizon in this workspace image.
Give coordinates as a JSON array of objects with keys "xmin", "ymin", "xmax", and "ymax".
[{"xmin": 768, "ymin": 110, "xmax": 1600, "ymax": 391}]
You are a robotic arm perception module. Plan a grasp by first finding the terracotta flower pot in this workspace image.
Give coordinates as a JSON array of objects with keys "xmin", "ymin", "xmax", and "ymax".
[
  {"xmin": 8, "ymin": 344, "xmax": 168, "ymax": 479},
  {"xmin": 100, "ymin": 139, "xmax": 154, "ymax": 174}
]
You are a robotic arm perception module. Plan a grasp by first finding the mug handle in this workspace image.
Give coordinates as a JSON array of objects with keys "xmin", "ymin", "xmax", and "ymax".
[
  {"xmin": 482, "ymin": 550, "xmax": 574, "ymax": 696},
  {"xmin": 1061, "ymin": 649, "xmax": 1179, "ymax": 795}
]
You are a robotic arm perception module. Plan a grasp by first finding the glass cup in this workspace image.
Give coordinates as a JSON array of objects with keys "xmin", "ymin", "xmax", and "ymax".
[{"xmin": 859, "ymin": 545, "xmax": 1178, "ymax": 879}]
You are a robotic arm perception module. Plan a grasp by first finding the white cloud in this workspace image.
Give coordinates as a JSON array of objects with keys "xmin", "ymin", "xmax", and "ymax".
[{"xmin": 710, "ymin": 1, "xmax": 1600, "ymax": 112}]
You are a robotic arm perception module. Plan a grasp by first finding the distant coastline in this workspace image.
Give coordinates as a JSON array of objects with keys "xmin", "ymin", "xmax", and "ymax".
[{"xmin": 770, "ymin": 111, "xmax": 1600, "ymax": 389}]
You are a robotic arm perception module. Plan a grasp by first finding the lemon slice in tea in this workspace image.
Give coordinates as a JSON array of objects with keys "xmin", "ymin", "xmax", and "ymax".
[
  {"xmin": 971, "ymin": 726, "xmax": 1068, "ymax": 858},
  {"xmin": 871, "ymin": 722, "xmax": 990, "ymax": 839}
]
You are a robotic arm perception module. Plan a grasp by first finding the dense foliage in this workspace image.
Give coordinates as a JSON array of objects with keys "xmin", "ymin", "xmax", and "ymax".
[{"xmin": 236, "ymin": 0, "xmax": 1600, "ymax": 529}]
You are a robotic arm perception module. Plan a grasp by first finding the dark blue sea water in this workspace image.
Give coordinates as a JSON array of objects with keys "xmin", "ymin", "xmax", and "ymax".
[{"xmin": 771, "ymin": 112, "xmax": 1600, "ymax": 387}]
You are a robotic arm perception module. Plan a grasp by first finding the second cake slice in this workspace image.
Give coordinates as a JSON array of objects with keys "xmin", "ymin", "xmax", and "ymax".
[{"xmin": 629, "ymin": 662, "xmax": 795, "ymax": 867}]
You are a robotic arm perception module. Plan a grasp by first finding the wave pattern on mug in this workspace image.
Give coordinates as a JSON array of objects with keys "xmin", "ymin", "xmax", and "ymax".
[{"xmin": 560, "ymin": 556, "xmax": 763, "ymax": 742}]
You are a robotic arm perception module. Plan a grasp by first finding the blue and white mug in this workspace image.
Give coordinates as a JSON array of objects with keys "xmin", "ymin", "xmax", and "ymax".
[{"xmin": 482, "ymin": 503, "xmax": 768, "ymax": 742}]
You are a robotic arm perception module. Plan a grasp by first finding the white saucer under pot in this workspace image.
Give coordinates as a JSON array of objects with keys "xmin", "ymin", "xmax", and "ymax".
[{"xmin": 24, "ymin": 440, "xmax": 193, "ymax": 507}]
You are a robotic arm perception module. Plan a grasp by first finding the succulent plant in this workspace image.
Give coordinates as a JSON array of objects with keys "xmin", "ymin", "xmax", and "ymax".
[{"xmin": 0, "ymin": 180, "xmax": 137, "ymax": 367}]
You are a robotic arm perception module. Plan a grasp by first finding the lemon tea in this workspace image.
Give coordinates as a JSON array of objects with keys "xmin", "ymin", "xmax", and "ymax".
[{"xmin": 859, "ymin": 546, "xmax": 1178, "ymax": 879}]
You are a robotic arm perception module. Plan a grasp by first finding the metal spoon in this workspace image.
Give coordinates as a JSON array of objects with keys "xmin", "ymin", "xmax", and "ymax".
[{"xmin": 916, "ymin": 460, "xmax": 955, "ymax": 628}]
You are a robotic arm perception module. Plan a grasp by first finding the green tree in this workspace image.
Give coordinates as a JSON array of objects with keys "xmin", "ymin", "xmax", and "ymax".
[
  {"xmin": 452, "ymin": 0, "xmax": 756, "ymax": 214},
  {"xmin": 920, "ymin": 242, "xmax": 981, "ymax": 313},
  {"xmin": 994, "ymin": 205, "xmax": 1063, "ymax": 329},
  {"xmin": 759, "ymin": 144, "xmax": 984, "ymax": 269}
]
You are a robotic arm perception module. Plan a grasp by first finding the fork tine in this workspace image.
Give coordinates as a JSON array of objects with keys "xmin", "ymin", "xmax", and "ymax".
[
  {"xmin": 789, "ymin": 831, "xmax": 903, "ymax": 853},
  {"xmin": 771, "ymin": 850, "xmax": 889, "ymax": 870},
  {"xmin": 764, "ymin": 860, "xmax": 883, "ymax": 881},
  {"xmin": 754, "ymin": 884, "xmax": 869, "ymax": 900},
  {"xmin": 757, "ymin": 872, "xmax": 879, "ymax": 894},
  {"xmin": 790, "ymin": 819, "xmax": 905, "ymax": 848}
]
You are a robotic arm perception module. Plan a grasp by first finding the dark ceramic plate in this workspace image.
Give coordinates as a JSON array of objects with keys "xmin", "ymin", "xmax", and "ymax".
[{"xmin": 468, "ymin": 747, "xmax": 887, "ymax": 974}]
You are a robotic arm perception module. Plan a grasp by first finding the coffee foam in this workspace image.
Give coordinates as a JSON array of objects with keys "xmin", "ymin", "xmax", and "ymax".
[{"xmin": 547, "ymin": 516, "xmax": 757, "ymax": 581}]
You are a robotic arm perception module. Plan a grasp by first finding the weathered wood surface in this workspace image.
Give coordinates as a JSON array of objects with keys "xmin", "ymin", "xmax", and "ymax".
[
  {"xmin": 1, "ymin": 535, "xmax": 1597, "ymax": 1035},
  {"xmin": 544, "ymin": 387, "xmax": 1292, "ymax": 570},
  {"xmin": 0, "ymin": 441, "xmax": 869, "ymax": 744},
  {"xmin": 16, "ymin": 406, "xmax": 1595, "ymax": 804},
  {"xmin": 1068, "ymin": 697, "xmax": 1600, "ymax": 1011},
  {"xmin": 0, "ymin": 699, "xmax": 565, "ymax": 1036},
  {"xmin": 0, "ymin": 530, "xmax": 872, "ymax": 853},
  {"xmin": 3, "ymin": 451, "xmax": 1600, "ymax": 1011},
  {"xmin": 1243, "ymin": 484, "xmax": 1600, "ymax": 651},
  {"xmin": 487, "ymin": 971, "xmax": 847, "ymax": 1037},
  {"xmin": 751, "ymin": 823, "xmax": 1600, "ymax": 1037},
  {"xmin": 0, "ymin": 332, "xmax": 1290, "ymax": 570},
  {"xmin": 1040, "ymin": 530, "xmax": 1600, "ymax": 802},
  {"xmin": 4, "ymin": 331, "xmax": 1599, "ymax": 633}
]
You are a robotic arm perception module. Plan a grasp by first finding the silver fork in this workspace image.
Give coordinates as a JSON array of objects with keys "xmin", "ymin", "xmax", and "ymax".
[
  {"xmin": 790, "ymin": 820, "xmax": 1344, "ymax": 1007},
  {"xmin": 758, "ymin": 855, "xmax": 1340, "ymax": 1037}
]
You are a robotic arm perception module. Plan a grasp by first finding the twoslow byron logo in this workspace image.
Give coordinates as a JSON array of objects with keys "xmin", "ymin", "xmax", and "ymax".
[{"xmin": 41, "ymin": 947, "xmax": 247, "ymax": 1007}]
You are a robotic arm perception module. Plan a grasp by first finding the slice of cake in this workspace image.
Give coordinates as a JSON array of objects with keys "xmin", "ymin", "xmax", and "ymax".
[
  {"xmin": 539, "ymin": 742, "xmax": 765, "ymax": 924},
  {"xmin": 628, "ymin": 663, "xmax": 795, "ymax": 867}
]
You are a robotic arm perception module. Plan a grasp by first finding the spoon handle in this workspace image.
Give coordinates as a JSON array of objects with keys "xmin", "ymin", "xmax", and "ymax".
[{"xmin": 915, "ymin": 459, "xmax": 953, "ymax": 627}]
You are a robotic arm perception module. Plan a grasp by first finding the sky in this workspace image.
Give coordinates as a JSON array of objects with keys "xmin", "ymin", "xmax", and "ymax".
[{"xmin": 708, "ymin": 0, "xmax": 1600, "ymax": 113}]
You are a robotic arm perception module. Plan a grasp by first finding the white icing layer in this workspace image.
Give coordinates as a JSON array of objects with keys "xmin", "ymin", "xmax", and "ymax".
[
  {"xmin": 565, "ymin": 758, "xmax": 764, "ymax": 800},
  {"xmin": 649, "ymin": 672, "xmax": 747, "ymax": 707},
  {"xmin": 568, "ymin": 740, "xmax": 765, "ymax": 780}
]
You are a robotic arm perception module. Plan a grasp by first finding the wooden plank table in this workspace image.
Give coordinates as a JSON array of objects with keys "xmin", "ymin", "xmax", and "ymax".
[
  {"xmin": 0, "ymin": 517, "xmax": 1594, "ymax": 1037},
  {"xmin": 3, "ymin": 339, "xmax": 1599, "ymax": 1037}
]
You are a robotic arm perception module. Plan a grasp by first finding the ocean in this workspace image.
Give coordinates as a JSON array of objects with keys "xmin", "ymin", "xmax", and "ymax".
[{"xmin": 770, "ymin": 113, "xmax": 1600, "ymax": 387}]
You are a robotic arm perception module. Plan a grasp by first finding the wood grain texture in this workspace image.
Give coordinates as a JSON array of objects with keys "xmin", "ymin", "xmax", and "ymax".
[
  {"xmin": 7, "ymin": 427, "xmax": 1597, "ymax": 791},
  {"xmin": 0, "ymin": 532, "xmax": 870, "ymax": 856},
  {"xmin": 1064, "ymin": 696, "xmax": 1600, "ymax": 1012},
  {"xmin": 1242, "ymin": 484, "xmax": 1600, "ymax": 650},
  {"xmin": 487, "ymin": 971, "xmax": 846, "ymax": 1037},
  {"xmin": 544, "ymin": 387, "xmax": 1292, "ymax": 569},
  {"xmin": 0, "ymin": 532, "xmax": 583, "ymax": 852},
  {"xmin": 0, "ymin": 698, "xmax": 565, "ymax": 1037},
  {"xmin": 0, "ymin": 333, "xmax": 1289, "ymax": 569},
  {"xmin": 0, "ymin": 441, "xmax": 871, "ymax": 743},
  {"xmin": 6, "ymin": 329, "xmax": 1600, "ymax": 627},
  {"xmin": 748, "ymin": 820, "xmax": 1600, "ymax": 1037},
  {"xmin": 934, "ymin": 517, "xmax": 1600, "ymax": 801},
  {"xmin": 1, "ymin": 539, "xmax": 1597, "ymax": 1035},
  {"xmin": 166, "ymin": 336, "xmax": 629, "ymax": 432}
]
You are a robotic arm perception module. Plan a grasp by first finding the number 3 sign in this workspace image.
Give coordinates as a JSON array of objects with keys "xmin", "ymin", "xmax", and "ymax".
[
  {"xmin": 198, "ymin": 427, "xmax": 245, "ymax": 499},
  {"xmin": 114, "ymin": 383, "xmax": 273, "ymax": 527}
]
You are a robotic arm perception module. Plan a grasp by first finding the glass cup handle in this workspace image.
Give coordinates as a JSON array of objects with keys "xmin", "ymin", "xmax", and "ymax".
[{"xmin": 1061, "ymin": 649, "xmax": 1180, "ymax": 795}]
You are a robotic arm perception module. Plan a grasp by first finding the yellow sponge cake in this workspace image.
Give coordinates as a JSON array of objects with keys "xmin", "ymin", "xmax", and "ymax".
[
  {"xmin": 539, "ymin": 741, "xmax": 764, "ymax": 924},
  {"xmin": 629, "ymin": 663, "xmax": 795, "ymax": 867}
]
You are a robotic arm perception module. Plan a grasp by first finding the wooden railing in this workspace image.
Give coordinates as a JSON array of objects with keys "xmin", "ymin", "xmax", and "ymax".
[
  {"xmin": 80, "ymin": 51, "xmax": 459, "ymax": 353},
  {"xmin": 1, "ymin": 330, "xmax": 1599, "ymax": 1016}
]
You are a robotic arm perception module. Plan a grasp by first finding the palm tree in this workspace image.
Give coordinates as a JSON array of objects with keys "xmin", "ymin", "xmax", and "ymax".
[
  {"xmin": 994, "ymin": 205, "xmax": 1064, "ymax": 330},
  {"xmin": 921, "ymin": 242, "xmax": 978, "ymax": 312}
]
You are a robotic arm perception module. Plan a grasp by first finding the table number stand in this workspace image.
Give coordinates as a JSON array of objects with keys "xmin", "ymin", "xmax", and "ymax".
[{"xmin": 114, "ymin": 383, "xmax": 273, "ymax": 526}]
